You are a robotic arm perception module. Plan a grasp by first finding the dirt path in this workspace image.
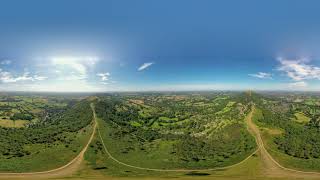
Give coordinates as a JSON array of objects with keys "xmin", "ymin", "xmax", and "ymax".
[
  {"xmin": 247, "ymin": 105, "xmax": 320, "ymax": 179},
  {"xmin": 3, "ymin": 102, "xmax": 320, "ymax": 179},
  {"xmin": 96, "ymin": 108, "xmax": 259, "ymax": 172},
  {"xmin": 0, "ymin": 103, "xmax": 97, "ymax": 179}
]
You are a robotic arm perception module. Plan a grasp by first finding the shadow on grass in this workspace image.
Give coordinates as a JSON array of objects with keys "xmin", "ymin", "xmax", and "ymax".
[{"xmin": 185, "ymin": 171, "xmax": 211, "ymax": 176}]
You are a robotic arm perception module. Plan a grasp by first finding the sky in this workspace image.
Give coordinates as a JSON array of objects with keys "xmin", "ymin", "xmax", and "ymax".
[{"xmin": 1, "ymin": 0, "xmax": 320, "ymax": 92}]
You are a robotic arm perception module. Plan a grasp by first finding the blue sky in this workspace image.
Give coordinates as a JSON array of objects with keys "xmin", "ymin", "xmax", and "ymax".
[{"xmin": 1, "ymin": 0, "xmax": 320, "ymax": 91}]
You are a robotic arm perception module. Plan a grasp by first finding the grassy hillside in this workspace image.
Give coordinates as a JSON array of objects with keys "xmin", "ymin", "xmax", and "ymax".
[
  {"xmin": 90, "ymin": 93, "xmax": 256, "ymax": 172},
  {"xmin": 252, "ymin": 93, "xmax": 320, "ymax": 171},
  {"xmin": 0, "ymin": 97, "xmax": 94, "ymax": 172}
]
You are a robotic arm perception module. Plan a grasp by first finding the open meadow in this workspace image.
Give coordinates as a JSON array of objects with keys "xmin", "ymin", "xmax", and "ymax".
[{"xmin": 1, "ymin": 92, "xmax": 320, "ymax": 180}]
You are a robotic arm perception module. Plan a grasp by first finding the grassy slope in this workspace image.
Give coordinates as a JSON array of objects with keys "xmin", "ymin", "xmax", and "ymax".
[
  {"xmin": 0, "ymin": 122, "xmax": 94, "ymax": 172},
  {"xmin": 94, "ymin": 117, "xmax": 256, "ymax": 170},
  {"xmin": 0, "ymin": 102, "xmax": 315, "ymax": 180},
  {"xmin": 261, "ymin": 130, "xmax": 320, "ymax": 172},
  {"xmin": 253, "ymin": 107, "xmax": 320, "ymax": 172},
  {"xmin": 292, "ymin": 112, "xmax": 310, "ymax": 124},
  {"xmin": 0, "ymin": 119, "xmax": 29, "ymax": 128},
  {"xmin": 96, "ymin": 118, "xmax": 181, "ymax": 169},
  {"xmin": 81, "ymin": 130, "xmax": 263, "ymax": 179}
]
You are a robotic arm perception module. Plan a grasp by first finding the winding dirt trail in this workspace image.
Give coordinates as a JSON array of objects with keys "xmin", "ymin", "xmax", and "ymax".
[
  {"xmin": 0, "ymin": 103, "xmax": 97, "ymax": 179},
  {"xmin": 2, "ymin": 102, "xmax": 320, "ymax": 180},
  {"xmin": 96, "ymin": 106, "xmax": 259, "ymax": 172},
  {"xmin": 247, "ymin": 105, "xmax": 320, "ymax": 179}
]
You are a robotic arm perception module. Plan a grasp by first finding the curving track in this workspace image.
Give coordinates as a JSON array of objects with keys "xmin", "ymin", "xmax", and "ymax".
[
  {"xmin": 247, "ymin": 105, "xmax": 320, "ymax": 179},
  {"xmin": 97, "ymin": 104, "xmax": 320, "ymax": 178},
  {"xmin": 1, "ymin": 103, "xmax": 320, "ymax": 179},
  {"xmin": 0, "ymin": 103, "xmax": 97, "ymax": 179},
  {"xmin": 96, "ymin": 105, "xmax": 259, "ymax": 172}
]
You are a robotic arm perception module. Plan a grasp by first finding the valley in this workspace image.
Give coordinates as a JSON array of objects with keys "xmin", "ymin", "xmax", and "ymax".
[{"xmin": 1, "ymin": 92, "xmax": 320, "ymax": 179}]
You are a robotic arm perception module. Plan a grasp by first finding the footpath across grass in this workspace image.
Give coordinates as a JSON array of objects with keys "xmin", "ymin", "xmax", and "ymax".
[{"xmin": 0, "ymin": 122, "xmax": 94, "ymax": 172}]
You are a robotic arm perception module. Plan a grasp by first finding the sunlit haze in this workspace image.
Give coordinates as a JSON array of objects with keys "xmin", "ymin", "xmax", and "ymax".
[{"xmin": 1, "ymin": 0, "xmax": 320, "ymax": 92}]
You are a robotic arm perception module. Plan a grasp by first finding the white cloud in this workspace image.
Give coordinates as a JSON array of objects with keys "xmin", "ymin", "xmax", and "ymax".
[
  {"xmin": 0, "ymin": 70, "xmax": 47, "ymax": 83},
  {"xmin": 50, "ymin": 56, "xmax": 99, "ymax": 79},
  {"xmin": 51, "ymin": 57, "xmax": 86, "ymax": 75},
  {"xmin": 248, "ymin": 72, "xmax": 272, "ymax": 79},
  {"xmin": 277, "ymin": 57, "xmax": 320, "ymax": 81},
  {"xmin": 17, "ymin": 55, "xmax": 105, "ymax": 92},
  {"xmin": 288, "ymin": 81, "xmax": 307, "ymax": 88},
  {"xmin": 96, "ymin": 72, "xmax": 110, "ymax": 81},
  {"xmin": 33, "ymin": 75, "xmax": 48, "ymax": 81},
  {"xmin": 1, "ymin": 60, "xmax": 11, "ymax": 65},
  {"xmin": 138, "ymin": 62, "xmax": 153, "ymax": 71}
]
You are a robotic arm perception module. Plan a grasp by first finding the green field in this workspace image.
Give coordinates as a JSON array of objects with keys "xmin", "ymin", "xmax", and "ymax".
[
  {"xmin": 292, "ymin": 112, "xmax": 310, "ymax": 124},
  {"xmin": 90, "ymin": 93, "xmax": 256, "ymax": 172},
  {"xmin": 252, "ymin": 92, "xmax": 320, "ymax": 172},
  {"xmin": 0, "ymin": 94, "xmax": 94, "ymax": 172},
  {"xmin": 1, "ymin": 92, "xmax": 320, "ymax": 179}
]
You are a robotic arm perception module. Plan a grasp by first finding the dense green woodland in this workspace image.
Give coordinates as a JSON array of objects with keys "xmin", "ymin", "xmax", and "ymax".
[
  {"xmin": 1, "ymin": 92, "xmax": 320, "ymax": 172},
  {"xmin": 0, "ymin": 100, "xmax": 93, "ymax": 158},
  {"xmin": 95, "ymin": 93, "xmax": 256, "ymax": 168},
  {"xmin": 253, "ymin": 93, "xmax": 320, "ymax": 159}
]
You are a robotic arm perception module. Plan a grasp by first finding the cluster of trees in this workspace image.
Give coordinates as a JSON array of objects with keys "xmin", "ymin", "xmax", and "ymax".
[
  {"xmin": 95, "ymin": 98, "xmax": 139, "ymax": 126},
  {"xmin": 95, "ymin": 94, "xmax": 256, "ymax": 166},
  {"xmin": 95, "ymin": 98, "xmax": 161, "ymax": 141},
  {"xmin": 274, "ymin": 124, "xmax": 320, "ymax": 159},
  {"xmin": 255, "ymin": 95, "xmax": 320, "ymax": 159},
  {"xmin": 10, "ymin": 113, "xmax": 33, "ymax": 120},
  {"xmin": 176, "ymin": 123, "xmax": 256, "ymax": 164},
  {"xmin": 0, "ymin": 100, "xmax": 93, "ymax": 158},
  {"xmin": 309, "ymin": 116, "xmax": 320, "ymax": 129}
]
